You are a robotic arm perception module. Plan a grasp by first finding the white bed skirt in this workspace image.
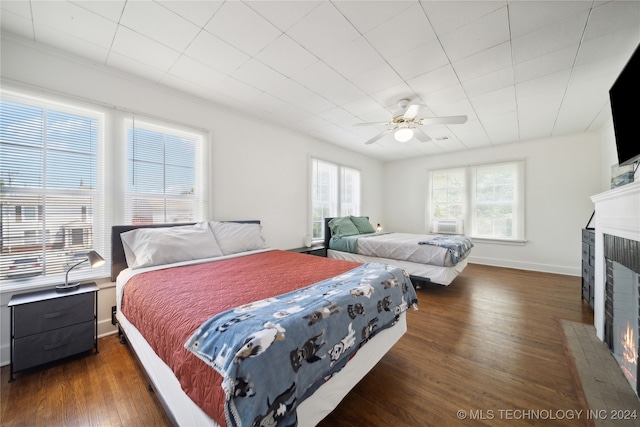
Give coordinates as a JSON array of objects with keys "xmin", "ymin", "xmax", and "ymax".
[
  {"xmin": 116, "ymin": 310, "xmax": 407, "ymax": 427},
  {"xmin": 327, "ymin": 249, "xmax": 468, "ymax": 286}
]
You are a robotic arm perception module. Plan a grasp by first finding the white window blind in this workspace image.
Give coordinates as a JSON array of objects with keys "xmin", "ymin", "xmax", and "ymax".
[
  {"xmin": 126, "ymin": 119, "xmax": 207, "ymax": 224},
  {"xmin": 0, "ymin": 97, "xmax": 106, "ymax": 285},
  {"xmin": 310, "ymin": 158, "xmax": 360, "ymax": 240}
]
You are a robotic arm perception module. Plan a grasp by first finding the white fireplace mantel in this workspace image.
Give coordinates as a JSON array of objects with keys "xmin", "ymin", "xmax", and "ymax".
[{"xmin": 591, "ymin": 180, "xmax": 640, "ymax": 340}]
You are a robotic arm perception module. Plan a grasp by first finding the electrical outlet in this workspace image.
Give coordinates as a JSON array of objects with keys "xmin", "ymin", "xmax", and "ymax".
[{"xmin": 111, "ymin": 305, "xmax": 117, "ymax": 325}]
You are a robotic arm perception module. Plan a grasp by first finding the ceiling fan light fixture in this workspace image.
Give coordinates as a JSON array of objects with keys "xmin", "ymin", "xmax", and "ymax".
[{"xmin": 394, "ymin": 127, "xmax": 414, "ymax": 142}]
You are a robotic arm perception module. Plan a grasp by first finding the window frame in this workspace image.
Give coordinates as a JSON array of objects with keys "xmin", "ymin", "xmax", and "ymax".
[
  {"xmin": 427, "ymin": 160, "xmax": 526, "ymax": 244},
  {"xmin": 310, "ymin": 157, "xmax": 361, "ymax": 242},
  {"xmin": 0, "ymin": 88, "xmax": 209, "ymax": 292},
  {"xmin": 0, "ymin": 91, "xmax": 107, "ymax": 291},
  {"xmin": 124, "ymin": 117, "xmax": 208, "ymax": 225}
]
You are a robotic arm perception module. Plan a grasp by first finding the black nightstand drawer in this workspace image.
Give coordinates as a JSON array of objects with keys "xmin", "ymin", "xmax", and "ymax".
[
  {"xmin": 13, "ymin": 321, "xmax": 95, "ymax": 371},
  {"xmin": 14, "ymin": 292, "xmax": 94, "ymax": 338}
]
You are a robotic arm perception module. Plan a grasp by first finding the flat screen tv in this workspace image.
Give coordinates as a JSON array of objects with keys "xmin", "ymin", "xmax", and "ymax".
[{"xmin": 609, "ymin": 43, "xmax": 640, "ymax": 166}]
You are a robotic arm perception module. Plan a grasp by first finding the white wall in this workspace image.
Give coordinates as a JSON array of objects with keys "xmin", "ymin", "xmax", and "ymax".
[
  {"xmin": 382, "ymin": 134, "xmax": 602, "ymax": 276},
  {"xmin": 0, "ymin": 36, "xmax": 384, "ymax": 365}
]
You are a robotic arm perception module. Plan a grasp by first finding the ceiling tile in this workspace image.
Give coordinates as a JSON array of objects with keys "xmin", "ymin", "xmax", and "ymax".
[
  {"xmin": 470, "ymin": 86, "xmax": 515, "ymax": 111},
  {"xmin": 231, "ymin": 58, "xmax": 289, "ymax": 92},
  {"xmin": 408, "ymin": 64, "xmax": 460, "ymax": 97},
  {"xmin": 388, "ymin": 40, "xmax": 449, "ymax": 81},
  {"xmin": 120, "ymin": 1, "xmax": 201, "ymax": 52},
  {"xmin": 461, "ymin": 66, "xmax": 514, "ymax": 98},
  {"xmin": 287, "ymin": 2, "xmax": 361, "ymax": 59},
  {"xmin": 508, "ymin": 1, "xmax": 592, "ymax": 39},
  {"xmin": 110, "ymin": 26, "xmax": 181, "ymax": 71},
  {"xmin": 452, "ymin": 41, "xmax": 512, "ymax": 82},
  {"xmin": 184, "ymin": 30, "xmax": 250, "ymax": 74},
  {"xmin": 321, "ymin": 80, "xmax": 366, "ymax": 106},
  {"xmin": 439, "ymin": 7, "xmax": 510, "ymax": 62},
  {"xmin": 168, "ymin": 55, "xmax": 227, "ymax": 91},
  {"xmin": 511, "ymin": 11, "xmax": 589, "ymax": 65},
  {"xmin": 363, "ymin": 3, "xmax": 437, "ymax": 59},
  {"xmin": 31, "ymin": 1, "xmax": 117, "ymax": 48},
  {"xmin": 72, "ymin": 0, "xmax": 126, "ymax": 23},
  {"xmin": 267, "ymin": 78, "xmax": 317, "ymax": 104},
  {"xmin": 512, "ymin": 45, "xmax": 576, "ymax": 84},
  {"xmin": 106, "ymin": 51, "xmax": 166, "ymax": 83},
  {"xmin": 255, "ymin": 34, "xmax": 318, "ymax": 78},
  {"xmin": 247, "ymin": 0, "xmax": 322, "ymax": 32},
  {"xmin": 157, "ymin": 0, "xmax": 223, "ymax": 27},
  {"xmin": 322, "ymin": 36, "xmax": 385, "ymax": 80},
  {"xmin": 290, "ymin": 60, "xmax": 347, "ymax": 93},
  {"xmin": 421, "ymin": 1, "xmax": 506, "ymax": 36},
  {"xmin": 204, "ymin": 1, "xmax": 281, "ymax": 56},
  {"xmin": 209, "ymin": 76, "xmax": 263, "ymax": 104},
  {"xmin": 350, "ymin": 63, "xmax": 403, "ymax": 95},
  {"xmin": 333, "ymin": 0, "xmax": 414, "ymax": 34},
  {"xmin": 295, "ymin": 93, "xmax": 335, "ymax": 115}
]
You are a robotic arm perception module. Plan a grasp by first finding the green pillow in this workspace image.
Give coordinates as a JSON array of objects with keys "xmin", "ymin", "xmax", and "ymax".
[
  {"xmin": 328, "ymin": 216, "xmax": 360, "ymax": 237},
  {"xmin": 350, "ymin": 216, "xmax": 375, "ymax": 234}
]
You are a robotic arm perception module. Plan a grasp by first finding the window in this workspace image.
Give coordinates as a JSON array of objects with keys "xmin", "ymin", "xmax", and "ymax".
[
  {"xmin": 126, "ymin": 119, "xmax": 207, "ymax": 224},
  {"xmin": 428, "ymin": 160, "xmax": 525, "ymax": 242},
  {"xmin": 0, "ymin": 96, "xmax": 105, "ymax": 284},
  {"xmin": 310, "ymin": 158, "xmax": 361, "ymax": 240},
  {"xmin": 1, "ymin": 90, "xmax": 209, "ymax": 290}
]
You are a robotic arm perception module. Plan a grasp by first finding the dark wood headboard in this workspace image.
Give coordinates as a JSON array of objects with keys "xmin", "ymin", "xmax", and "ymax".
[{"xmin": 111, "ymin": 220, "xmax": 260, "ymax": 281}]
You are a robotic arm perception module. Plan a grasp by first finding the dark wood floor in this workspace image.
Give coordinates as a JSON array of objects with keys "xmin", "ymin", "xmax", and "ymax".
[{"xmin": 1, "ymin": 263, "xmax": 594, "ymax": 427}]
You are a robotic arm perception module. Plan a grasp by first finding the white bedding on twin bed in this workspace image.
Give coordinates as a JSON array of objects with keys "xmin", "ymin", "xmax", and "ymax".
[
  {"xmin": 115, "ymin": 250, "xmax": 408, "ymax": 426},
  {"xmin": 327, "ymin": 249, "xmax": 468, "ymax": 286},
  {"xmin": 355, "ymin": 232, "xmax": 458, "ymax": 266}
]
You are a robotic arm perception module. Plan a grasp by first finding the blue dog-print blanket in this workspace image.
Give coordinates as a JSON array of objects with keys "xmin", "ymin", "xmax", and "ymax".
[
  {"xmin": 185, "ymin": 263, "xmax": 418, "ymax": 427},
  {"xmin": 419, "ymin": 235, "xmax": 473, "ymax": 264}
]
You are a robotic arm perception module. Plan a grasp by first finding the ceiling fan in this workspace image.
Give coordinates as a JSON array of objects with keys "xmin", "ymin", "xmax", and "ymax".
[{"xmin": 354, "ymin": 99, "xmax": 467, "ymax": 145}]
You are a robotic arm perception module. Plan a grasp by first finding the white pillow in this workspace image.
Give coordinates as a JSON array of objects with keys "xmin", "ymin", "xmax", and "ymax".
[
  {"xmin": 121, "ymin": 222, "xmax": 223, "ymax": 269},
  {"xmin": 208, "ymin": 221, "xmax": 267, "ymax": 255}
]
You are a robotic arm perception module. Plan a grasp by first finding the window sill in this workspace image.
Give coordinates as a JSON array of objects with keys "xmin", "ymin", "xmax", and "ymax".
[{"xmin": 471, "ymin": 237, "xmax": 527, "ymax": 246}]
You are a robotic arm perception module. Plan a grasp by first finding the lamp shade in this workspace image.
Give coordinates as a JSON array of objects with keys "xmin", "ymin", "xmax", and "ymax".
[
  {"xmin": 87, "ymin": 250, "xmax": 106, "ymax": 268},
  {"xmin": 394, "ymin": 127, "xmax": 414, "ymax": 142},
  {"xmin": 57, "ymin": 250, "xmax": 105, "ymax": 292}
]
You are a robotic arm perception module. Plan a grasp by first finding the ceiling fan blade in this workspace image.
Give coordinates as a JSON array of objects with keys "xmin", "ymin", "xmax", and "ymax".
[
  {"xmin": 413, "ymin": 128, "xmax": 432, "ymax": 142},
  {"xmin": 353, "ymin": 121, "xmax": 389, "ymax": 126},
  {"xmin": 402, "ymin": 103, "xmax": 426, "ymax": 119},
  {"xmin": 421, "ymin": 115, "xmax": 468, "ymax": 125},
  {"xmin": 364, "ymin": 130, "xmax": 392, "ymax": 145}
]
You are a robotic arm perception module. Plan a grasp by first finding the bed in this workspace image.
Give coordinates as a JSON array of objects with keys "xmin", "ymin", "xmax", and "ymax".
[
  {"xmin": 324, "ymin": 216, "xmax": 472, "ymax": 286},
  {"xmin": 111, "ymin": 220, "xmax": 418, "ymax": 427}
]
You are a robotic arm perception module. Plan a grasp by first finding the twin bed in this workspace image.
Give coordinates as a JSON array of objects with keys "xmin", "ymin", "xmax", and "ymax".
[
  {"xmin": 324, "ymin": 217, "xmax": 472, "ymax": 286},
  {"xmin": 112, "ymin": 220, "xmax": 419, "ymax": 427}
]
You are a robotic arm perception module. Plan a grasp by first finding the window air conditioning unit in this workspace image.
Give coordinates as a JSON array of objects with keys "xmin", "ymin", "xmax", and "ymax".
[{"xmin": 431, "ymin": 219, "xmax": 464, "ymax": 235}]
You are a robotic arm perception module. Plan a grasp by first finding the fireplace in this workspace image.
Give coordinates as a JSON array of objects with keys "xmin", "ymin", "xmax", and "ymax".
[
  {"xmin": 592, "ymin": 180, "xmax": 640, "ymax": 398},
  {"xmin": 603, "ymin": 234, "xmax": 640, "ymax": 395}
]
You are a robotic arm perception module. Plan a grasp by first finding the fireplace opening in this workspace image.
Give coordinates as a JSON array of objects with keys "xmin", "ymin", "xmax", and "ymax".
[
  {"xmin": 604, "ymin": 234, "xmax": 640, "ymax": 398},
  {"xmin": 611, "ymin": 261, "xmax": 639, "ymax": 393}
]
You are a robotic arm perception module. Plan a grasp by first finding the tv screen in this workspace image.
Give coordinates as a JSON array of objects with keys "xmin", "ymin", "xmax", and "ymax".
[{"xmin": 609, "ymin": 43, "xmax": 640, "ymax": 166}]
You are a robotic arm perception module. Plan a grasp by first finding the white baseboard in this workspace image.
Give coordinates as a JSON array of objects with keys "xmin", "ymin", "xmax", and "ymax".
[{"xmin": 468, "ymin": 256, "xmax": 581, "ymax": 277}]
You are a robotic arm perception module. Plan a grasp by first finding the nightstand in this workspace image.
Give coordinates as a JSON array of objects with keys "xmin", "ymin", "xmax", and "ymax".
[
  {"xmin": 8, "ymin": 282, "xmax": 98, "ymax": 382},
  {"xmin": 288, "ymin": 245, "xmax": 327, "ymax": 257}
]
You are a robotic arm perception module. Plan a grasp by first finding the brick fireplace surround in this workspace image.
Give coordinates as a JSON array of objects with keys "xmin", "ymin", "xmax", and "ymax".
[
  {"xmin": 592, "ymin": 180, "xmax": 640, "ymax": 339},
  {"xmin": 591, "ymin": 180, "xmax": 640, "ymax": 392}
]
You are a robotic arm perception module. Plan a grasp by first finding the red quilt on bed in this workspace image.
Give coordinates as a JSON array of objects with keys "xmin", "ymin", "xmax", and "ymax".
[{"xmin": 121, "ymin": 250, "xmax": 361, "ymax": 426}]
